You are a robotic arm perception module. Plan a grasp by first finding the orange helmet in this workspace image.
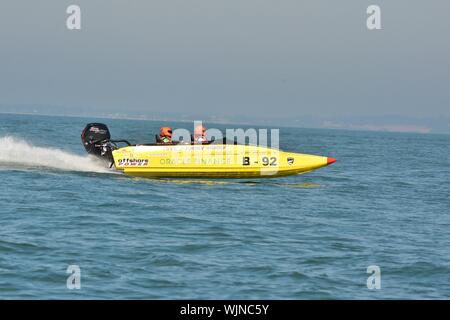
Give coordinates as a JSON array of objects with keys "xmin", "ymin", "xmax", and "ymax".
[
  {"xmin": 160, "ymin": 127, "xmax": 172, "ymax": 137},
  {"xmin": 194, "ymin": 125, "xmax": 206, "ymax": 136}
]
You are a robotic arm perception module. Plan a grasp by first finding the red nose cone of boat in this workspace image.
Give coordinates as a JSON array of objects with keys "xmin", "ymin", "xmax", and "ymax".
[{"xmin": 327, "ymin": 157, "xmax": 337, "ymax": 165}]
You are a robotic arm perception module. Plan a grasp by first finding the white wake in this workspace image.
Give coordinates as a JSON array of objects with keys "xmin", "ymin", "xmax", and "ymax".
[{"xmin": 0, "ymin": 136, "xmax": 111, "ymax": 173}]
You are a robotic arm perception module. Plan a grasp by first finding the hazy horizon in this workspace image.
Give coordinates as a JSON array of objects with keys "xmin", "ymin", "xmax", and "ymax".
[
  {"xmin": 2, "ymin": 107, "xmax": 450, "ymax": 135},
  {"xmin": 1, "ymin": 1, "xmax": 449, "ymax": 126}
]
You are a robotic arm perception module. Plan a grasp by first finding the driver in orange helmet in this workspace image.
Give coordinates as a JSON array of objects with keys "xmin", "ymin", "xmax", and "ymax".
[
  {"xmin": 159, "ymin": 127, "xmax": 173, "ymax": 144},
  {"xmin": 194, "ymin": 124, "xmax": 208, "ymax": 144}
]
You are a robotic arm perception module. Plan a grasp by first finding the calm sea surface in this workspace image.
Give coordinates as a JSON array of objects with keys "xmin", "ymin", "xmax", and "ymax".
[{"xmin": 1, "ymin": 113, "xmax": 449, "ymax": 299}]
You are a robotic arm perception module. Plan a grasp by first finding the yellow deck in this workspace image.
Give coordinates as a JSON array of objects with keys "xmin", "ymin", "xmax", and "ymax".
[{"xmin": 112, "ymin": 144, "xmax": 333, "ymax": 179}]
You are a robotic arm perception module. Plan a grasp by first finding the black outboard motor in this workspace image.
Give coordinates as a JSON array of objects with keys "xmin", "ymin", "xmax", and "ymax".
[{"xmin": 81, "ymin": 123, "xmax": 114, "ymax": 164}]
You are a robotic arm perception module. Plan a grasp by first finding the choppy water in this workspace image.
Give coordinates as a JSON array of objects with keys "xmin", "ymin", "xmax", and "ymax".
[{"xmin": 1, "ymin": 113, "xmax": 449, "ymax": 299}]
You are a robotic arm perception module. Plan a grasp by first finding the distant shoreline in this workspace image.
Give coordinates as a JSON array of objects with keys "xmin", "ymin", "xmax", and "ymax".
[
  {"xmin": 0, "ymin": 111, "xmax": 450, "ymax": 135},
  {"xmin": 1, "ymin": 111, "xmax": 449, "ymax": 136}
]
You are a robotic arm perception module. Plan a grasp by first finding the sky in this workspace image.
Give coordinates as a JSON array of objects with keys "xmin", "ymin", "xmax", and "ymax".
[{"xmin": 0, "ymin": 0, "xmax": 449, "ymax": 124}]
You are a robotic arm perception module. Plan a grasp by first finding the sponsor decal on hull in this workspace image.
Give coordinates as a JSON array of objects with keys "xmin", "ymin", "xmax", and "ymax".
[{"xmin": 118, "ymin": 158, "xmax": 149, "ymax": 167}]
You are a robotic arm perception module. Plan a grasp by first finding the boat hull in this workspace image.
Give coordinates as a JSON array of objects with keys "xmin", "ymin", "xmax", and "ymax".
[{"xmin": 111, "ymin": 144, "xmax": 333, "ymax": 179}]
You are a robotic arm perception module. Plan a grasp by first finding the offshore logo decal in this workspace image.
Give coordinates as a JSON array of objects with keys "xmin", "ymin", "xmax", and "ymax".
[
  {"xmin": 118, "ymin": 158, "xmax": 149, "ymax": 166},
  {"xmin": 89, "ymin": 127, "xmax": 107, "ymax": 134},
  {"xmin": 287, "ymin": 157, "xmax": 294, "ymax": 165}
]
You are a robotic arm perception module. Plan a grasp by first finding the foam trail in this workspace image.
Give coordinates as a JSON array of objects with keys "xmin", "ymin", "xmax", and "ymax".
[{"xmin": 0, "ymin": 136, "xmax": 111, "ymax": 173}]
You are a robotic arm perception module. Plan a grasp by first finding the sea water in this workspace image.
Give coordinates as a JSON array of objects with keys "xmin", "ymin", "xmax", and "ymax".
[{"xmin": 0, "ymin": 113, "xmax": 449, "ymax": 299}]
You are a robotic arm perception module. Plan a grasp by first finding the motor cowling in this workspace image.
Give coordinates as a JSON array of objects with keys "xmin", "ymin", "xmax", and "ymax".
[{"xmin": 81, "ymin": 123, "xmax": 114, "ymax": 163}]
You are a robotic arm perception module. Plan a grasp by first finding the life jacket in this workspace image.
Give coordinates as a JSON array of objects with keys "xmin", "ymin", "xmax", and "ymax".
[
  {"xmin": 160, "ymin": 136, "xmax": 172, "ymax": 144},
  {"xmin": 159, "ymin": 127, "xmax": 173, "ymax": 144}
]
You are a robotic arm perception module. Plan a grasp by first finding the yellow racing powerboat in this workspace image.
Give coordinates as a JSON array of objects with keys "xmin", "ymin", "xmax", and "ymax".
[{"xmin": 81, "ymin": 123, "xmax": 336, "ymax": 179}]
